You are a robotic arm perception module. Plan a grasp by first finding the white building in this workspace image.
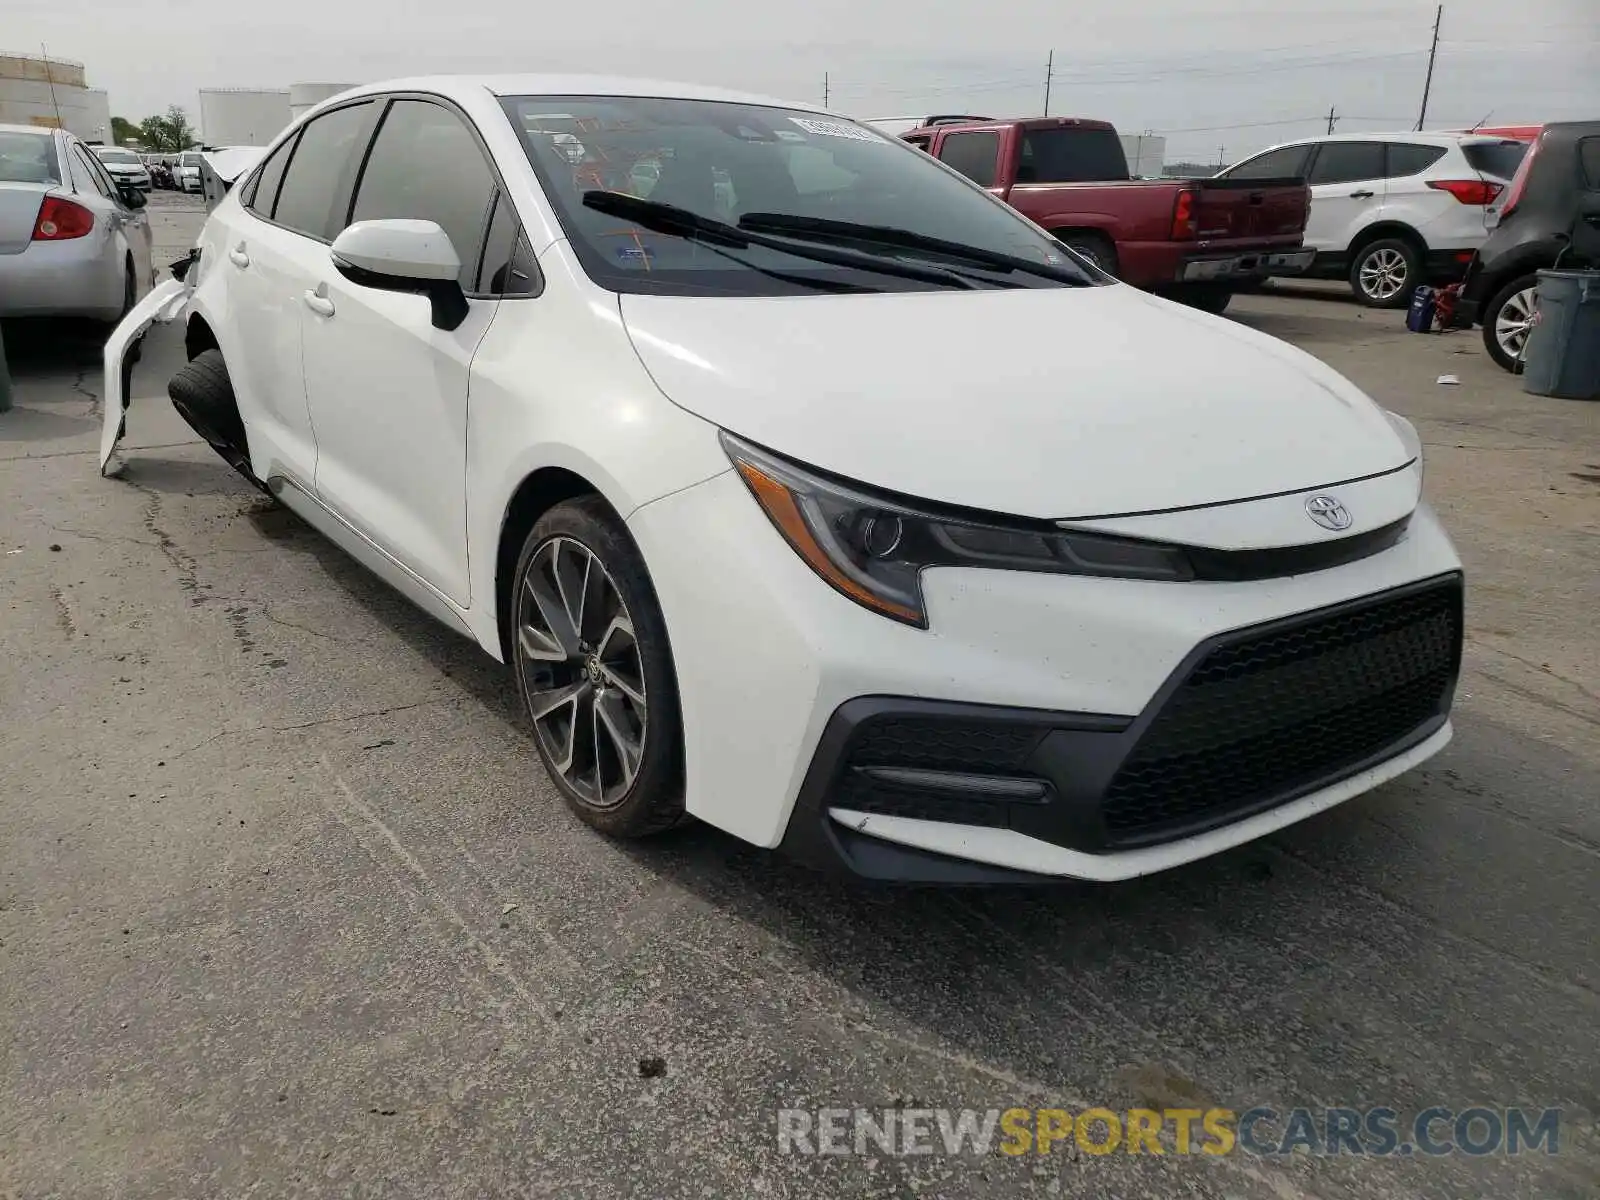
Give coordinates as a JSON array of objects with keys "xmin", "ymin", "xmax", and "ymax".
[
  {"xmin": 198, "ymin": 88, "xmax": 291, "ymax": 147},
  {"xmin": 289, "ymin": 83, "xmax": 355, "ymax": 121},
  {"xmin": 0, "ymin": 52, "xmax": 113, "ymax": 143}
]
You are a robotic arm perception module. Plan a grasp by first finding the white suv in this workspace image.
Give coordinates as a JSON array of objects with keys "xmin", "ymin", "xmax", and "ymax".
[
  {"xmin": 101, "ymin": 77, "xmax": 1463, "ymax": 883},
  {"xmin": 1219, "ymin": 132, "xmax": 1528, "ymax": 306}
]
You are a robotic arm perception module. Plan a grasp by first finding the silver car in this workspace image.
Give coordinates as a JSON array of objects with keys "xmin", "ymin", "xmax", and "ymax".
[
  {"xmin": 0, "ymin": 124, "xmax": 154, "ymax": 322},
  {"xmin": 91, "ymin": 145, "xmax": 153, "ymax": 192}
]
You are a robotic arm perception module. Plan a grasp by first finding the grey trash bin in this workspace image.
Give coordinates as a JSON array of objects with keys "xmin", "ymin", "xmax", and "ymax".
[{"xmin": 1521, "ymin": 268, "xmax": 1600, "ymax": 400}]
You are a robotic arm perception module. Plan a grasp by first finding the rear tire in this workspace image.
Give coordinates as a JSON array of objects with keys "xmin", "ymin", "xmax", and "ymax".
[
  {"xmin": 1172, "ymin": 284, "xmax": 1234, "ymax": 314},
  {"xmin": 1057, "ymin": 231, "xmax": 1119, "ymax": 278},
  {"xmin": 1349, "ymin": 237, "xmax": 1422, "ymax": 308},
  {"xmin": 511, "ymin": 497, "xmax": 685, "ymax": 838},
  {"xmin": 1481, "ymin": 274, "xmax": 1539, "ymax": 373}
]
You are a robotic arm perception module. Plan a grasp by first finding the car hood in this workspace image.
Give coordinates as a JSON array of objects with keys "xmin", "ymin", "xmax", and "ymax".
[{"xmin": 618, "ymin": 283, "xmax": 1412, "ymax": 519}]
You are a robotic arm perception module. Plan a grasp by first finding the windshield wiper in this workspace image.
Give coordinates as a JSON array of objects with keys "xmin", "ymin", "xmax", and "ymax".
[
  {"xmin": 736, "ymin": 213, "xmax": 1093, "ymax": 286},
  {"xmin": 581, "ymin": 192, "xmax": 977, "ymax": 290}
]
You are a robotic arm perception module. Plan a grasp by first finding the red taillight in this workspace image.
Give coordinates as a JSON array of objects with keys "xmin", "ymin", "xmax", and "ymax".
[
  {"xmin": 1496, "ymin": 133, "xmax": 1542, "ymax": 221},
  {"xmin": 1170, "ymin": 187, "xmax": 1198, "ymax": 240},
  {"xmin": 32, "ymin": 196, "xmax": 94, "ymax": 241},
  {"xmin": 1426, "ymin": 179, "xmax": 1503, "ymax": 205}
]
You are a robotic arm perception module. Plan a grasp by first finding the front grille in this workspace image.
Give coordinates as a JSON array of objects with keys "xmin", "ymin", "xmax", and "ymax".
[
  {"xmin": 832, "ymin": 715, "xmax": 1049, "ymax": 829},
  {"xmin": 1101, "ymin": 578, "xmax": 1461, "ymax": 844}
]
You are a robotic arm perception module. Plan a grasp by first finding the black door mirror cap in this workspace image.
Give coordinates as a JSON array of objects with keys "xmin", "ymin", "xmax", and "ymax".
[{"xmin": 331, "ymin": 256, "xmax": 469, "ymax": 331}]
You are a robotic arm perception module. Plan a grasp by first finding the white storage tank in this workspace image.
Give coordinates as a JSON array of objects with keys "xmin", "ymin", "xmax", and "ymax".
[
  {"xmin": 198, "ymin": 87, "xmax": 290, "ymax": 147},
  {"xmin": 1119, "ymin": 132, "xmax": 1167, "ymax": 180},
  {"xmin": 0, "ymin": 52, "xmax": 108, "ymax": 141},
  {"xmin": 289, "ymin": 82, "xmax": 355, "ymax": 121}
]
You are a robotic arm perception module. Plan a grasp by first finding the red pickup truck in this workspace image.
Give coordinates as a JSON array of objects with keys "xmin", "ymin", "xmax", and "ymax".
[{"xmin": 904, "ymin": 117, "xmax": 1314, "ymax": 312}]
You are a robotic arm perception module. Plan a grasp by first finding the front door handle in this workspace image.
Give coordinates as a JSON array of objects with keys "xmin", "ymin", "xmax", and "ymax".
[
  {"xmin": 228, "ymin": 243, "xmax": 250, "ymax": 269},
  {"xmin": 1349, "ymin": 189, "xmax": 1375, "ymax": 199},
  {"xmin": 303, "ymin": 287, "xmax": 335, "ymax": 317}
]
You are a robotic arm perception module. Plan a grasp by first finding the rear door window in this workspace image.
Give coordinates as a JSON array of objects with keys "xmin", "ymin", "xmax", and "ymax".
[
  {"xmin": 271, "ymin": 101, "xmax": 374, "ymax": 240},
  {"xmin": 1462, "ymin": 140, "xmax": 1529, "ymax": 181},
  {"xmin": 72, "ymin": 145, "xmax": 116, "ymax": 199},
  {"xmin": 936, "ymin": 132, "xmax": 1001, "ymax": 187},
  {"xmin": 243, "ymin": 135, "xmax": 296, "ymax": 217},
  {"xmin": 1017, "ymin": 128, "xmax": 1128, "ymax": 183},
  {"xmin": 1308, "ymin": 142, "xmax": 1386, "ymax": 186},
  {"xmin": 1223, "ymin": 145, "xmax": 1312, "ymax": 180},
  {"xmin": 1385, "ymin": 143, "xmax": 1448, "ymax": 177}
]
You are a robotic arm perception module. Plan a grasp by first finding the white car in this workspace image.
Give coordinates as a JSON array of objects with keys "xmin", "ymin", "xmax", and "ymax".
[
  {"xmin": 90, "ymin": 145, "xmax": 152, "ymax": 192},
  {"xmin": 102, "ymin": 76, "xmax": 1464, "ymax": 883},
  {"xmin": 1219, "ymin": 131, "xmax": 1528, "ymax": 307},
  {"xmin": 173, "ymin": 151, "xmax": 204, "ymax": 193}
]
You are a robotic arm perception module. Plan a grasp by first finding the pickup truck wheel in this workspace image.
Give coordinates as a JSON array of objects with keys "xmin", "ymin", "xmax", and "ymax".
[
  {"xmin": 1173, "ymin": 284, "xmax": 1233, "ymax": 315},
  {"xmin": 1058, "ymin": 232, "xmax": 1118, "ymax": 278},
  {"xmin": 1349, "ymin": 238, "xmax": 1421, "ymax": 308},
  {"xmin": 1481, "ymin": 274, "xmax": 1539, "ymax": 373}
]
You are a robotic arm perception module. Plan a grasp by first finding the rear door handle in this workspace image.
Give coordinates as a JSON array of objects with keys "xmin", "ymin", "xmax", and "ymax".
[
  {"xmin": 1349, "ymin": 189, "xmax": 1375, "ymax": 199},
  {"xmin": 228, "ymin": 244, "xmax": 250, "ymax": 269},
  {"xmin": 303, "ymin": 287, "xmax": 335, "ymax": 317}
]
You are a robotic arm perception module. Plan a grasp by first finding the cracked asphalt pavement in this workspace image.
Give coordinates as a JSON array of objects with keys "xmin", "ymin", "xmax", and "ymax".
[{"xmin": 2, "ymin": 194, "xmax": 1597, "ymax": 1198}]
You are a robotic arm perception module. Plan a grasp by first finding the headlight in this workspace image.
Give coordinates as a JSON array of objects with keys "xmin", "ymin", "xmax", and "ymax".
[{"xmin": 721, "ymin": 432, "xmax": 1193, "ymax": 628}]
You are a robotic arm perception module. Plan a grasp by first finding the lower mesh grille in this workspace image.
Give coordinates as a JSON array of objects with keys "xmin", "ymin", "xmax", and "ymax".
[{"xmin": 1101, "ymin": 578, "xmax": 1461, "ymax": 844}]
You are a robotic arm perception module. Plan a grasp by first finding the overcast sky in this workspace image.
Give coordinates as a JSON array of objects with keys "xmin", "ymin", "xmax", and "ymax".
[{"xmin": 8, "ymin": 0, "xmax": 1596, "ymax": 161}]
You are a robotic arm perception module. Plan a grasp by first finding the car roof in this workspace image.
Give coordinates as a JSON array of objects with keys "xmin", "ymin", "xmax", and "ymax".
[
  {"xmin": 326, "ymin": 74, "xmax": 823, "ymax": 114},
  {"xmin": 0, "ymin": 122, "xmax": 61, "ymax": 137}
]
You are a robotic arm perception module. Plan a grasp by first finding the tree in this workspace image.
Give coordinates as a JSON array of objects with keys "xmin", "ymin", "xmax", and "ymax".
[
  {"xmin": 137, "ymin": 106, "xmax": 198, "ymax": 152},
  {"xmin": 110, "ymin": 116, "xmax": 140, "ymax": 145}
]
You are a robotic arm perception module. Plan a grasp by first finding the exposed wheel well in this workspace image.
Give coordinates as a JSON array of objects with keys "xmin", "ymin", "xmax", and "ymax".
[
  {"xmin": 1348, "ymin": 222, "xmax": 1427, "ymax": 257},
  {"xmin": 495, "ymin": 467, "xmax": 605, "ymax": 660},
  {"xmin": 185, "ymin": 314, "xmax": 219, "ymax": 361}
]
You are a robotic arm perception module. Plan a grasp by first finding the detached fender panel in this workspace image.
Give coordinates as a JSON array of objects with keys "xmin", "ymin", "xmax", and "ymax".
[{"xmin": 99, "ymin": 277, "xmax": 191, "ymax": 475}]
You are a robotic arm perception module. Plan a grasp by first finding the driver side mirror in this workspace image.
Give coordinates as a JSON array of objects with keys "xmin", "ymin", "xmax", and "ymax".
[
  {"xmin": 329, "ymin": 219, "xmax": 469, "ymax": 331},
  {"xmin": 118, "ymin": 185, "xmax": 147, "ymax": 210}
]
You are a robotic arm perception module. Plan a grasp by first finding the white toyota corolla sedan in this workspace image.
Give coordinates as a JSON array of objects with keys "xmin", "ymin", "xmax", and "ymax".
[{"xmin": 103, "ymin": 76, "xmax": 1464, "ymax": 883}]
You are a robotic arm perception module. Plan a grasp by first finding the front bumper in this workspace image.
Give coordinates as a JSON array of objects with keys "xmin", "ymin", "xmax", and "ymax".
[
  {"xmin": 628, "ymin": 470, "xmax": 1464, "ymax": 879},
  {"xmin": 781, "ymin": 573, "xmax": 1461, "ymax": 882},
  {"xmin": 1181, "ymin": 247, "xmax": 1315, "ymax": 282}
]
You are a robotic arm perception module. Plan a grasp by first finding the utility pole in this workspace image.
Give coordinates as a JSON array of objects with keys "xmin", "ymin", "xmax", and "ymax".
[
  {"xmin": 1043, "ymin": 49, "xmax": 1053, "ymax": 117},
  {"xmin": 41, "ymin": 43, "xmax": 64, "ymax": 129},
  {"xmin": 1416, "ymin": 4, "xmax": 1442, "ymax": 131},
  {"xmin": 823, "ymin": 72, "xmax": 829, "ymax": 109},
  {"xmin": 1326, "ymin": 106, "xmax": 1339, "ymax": 135},
  {"xmin": 1218, "ymin": 145, "xmax": 1227, "ymax": 169}
]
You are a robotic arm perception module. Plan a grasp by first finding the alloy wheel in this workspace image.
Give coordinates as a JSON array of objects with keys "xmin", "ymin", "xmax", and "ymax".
[
  {"xmin": 1357, "ymin": 247, "xmax": 1409, "ymax": 302},
  {"xmin": 1494, "ymin": 286, "xmax": 1536, "ymax": 364},
  {"xmin": 516, "ymin": 536, "xmax": 648, "ymax": 809}
]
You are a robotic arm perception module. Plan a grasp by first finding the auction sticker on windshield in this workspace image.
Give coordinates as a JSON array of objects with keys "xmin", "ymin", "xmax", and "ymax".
[{"xmin": 789, "ymin": 117, "xmax": 881, "ymax": 142}]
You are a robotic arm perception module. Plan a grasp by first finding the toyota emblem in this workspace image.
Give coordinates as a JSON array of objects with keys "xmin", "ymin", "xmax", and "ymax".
[{"xmin": 1305, "ymin": 495, "xmax": 1352, "ymax": 531}]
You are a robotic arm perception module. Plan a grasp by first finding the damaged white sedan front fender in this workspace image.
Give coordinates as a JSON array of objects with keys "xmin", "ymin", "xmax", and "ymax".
[{"xmin": 99, "ymin": 276, "xmax": 192, "ymax": 476}]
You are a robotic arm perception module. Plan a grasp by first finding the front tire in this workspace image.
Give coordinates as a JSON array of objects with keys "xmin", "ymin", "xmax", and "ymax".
[
  {"xmin": 511, "ymin": 497, "xmax": 685, "ymax": 838},
  {"xmin": 1481, "ymin": 274, "xmax": 1538, "ymax": 373},
  {"xmin": 1349, "ymin": 237, "xmax": 1422, "ymax": 308}
]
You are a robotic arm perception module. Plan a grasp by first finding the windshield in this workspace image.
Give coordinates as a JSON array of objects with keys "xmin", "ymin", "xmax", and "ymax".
[
  {"xmin": 0, "ymin": 130, "xmax": 60, "ymax": 185},
  {"xmin": 502, "ymin": 95, "xmax": 1094, "ymax": 296},
  {"xmin": 95, "ymin": 148, "xmax": 139, "ymax": 165},
  {"xmin": 180, "ymin": 153, "xmax": 201, "ymax": 167}
]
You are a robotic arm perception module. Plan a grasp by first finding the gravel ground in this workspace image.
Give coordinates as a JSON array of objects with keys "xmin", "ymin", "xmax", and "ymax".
[{"xmin": 1, "ymin": 192, "xmax": 1596, "ymax": 1198}]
